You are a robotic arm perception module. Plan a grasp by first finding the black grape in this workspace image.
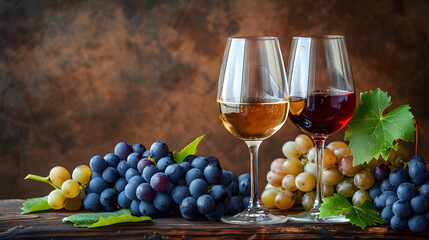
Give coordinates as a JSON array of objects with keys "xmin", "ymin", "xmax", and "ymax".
[
  {"xmin": 89, "ymin": 155, "xmax": 107, "ymax": 173},
  {"xmin": 149, "ymin": 141, "xmax": 169, "ymax": 161},
  {"xmin": 104, "ymin": 153, "xmax": 120, "ymax": 168},
  {"xmin": 83, "ymin": 193, "xmax": 102, "ymax": 211},
  {"xmin": 100, "ymin": 188, "xmax": 118, "ymax": 212},
  {"xmin": 114, "ymin": 142, "xmax": 133, "ymax": 160}
]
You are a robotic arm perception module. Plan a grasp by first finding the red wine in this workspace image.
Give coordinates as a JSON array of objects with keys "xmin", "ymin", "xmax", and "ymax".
[
  {"xmin": 289, "ymin": 92, "xmax": 355, "ymax": 137},
  {"xmin": 218, "ymin": 99, "xmax": 288, "ymax": 140}
]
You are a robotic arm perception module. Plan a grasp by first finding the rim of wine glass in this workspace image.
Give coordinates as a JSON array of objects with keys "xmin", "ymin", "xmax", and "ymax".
[
  {"xmin": 228, "ymin": 36, "xmax": 278, "ymax": 41},
  {"xmin": 292, "ymin": 35, "xmax": 345, "ymax": 40}
]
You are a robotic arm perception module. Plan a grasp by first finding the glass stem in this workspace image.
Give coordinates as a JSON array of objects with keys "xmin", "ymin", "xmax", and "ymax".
[
  {"xmin": 245, "ymin": 140, "xmax": 263, "ymax": 212},
  {"xmin": 311, "ymin": 137, "xmax": 326, "ymax": 211}
]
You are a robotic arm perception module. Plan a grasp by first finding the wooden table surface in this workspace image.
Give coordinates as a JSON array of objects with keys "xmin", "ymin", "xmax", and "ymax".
[{"xmin": 0, "ymin": 199, "xmax": 427, "ymax": 239}]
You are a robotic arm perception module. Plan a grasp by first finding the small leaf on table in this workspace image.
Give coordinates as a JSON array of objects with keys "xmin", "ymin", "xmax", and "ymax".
[{"xmin": 22, "ymin": 196, "xmax": 52, "ymax": 214}]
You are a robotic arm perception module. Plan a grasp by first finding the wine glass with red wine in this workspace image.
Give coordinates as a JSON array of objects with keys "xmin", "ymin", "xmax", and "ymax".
[
  {"xmin": 287, "ymin": 35, "xmax": 356, "ymax": 223},
  {"xmin": 217, "ymin": 36, "xmax": 289, "ymax": 225}
]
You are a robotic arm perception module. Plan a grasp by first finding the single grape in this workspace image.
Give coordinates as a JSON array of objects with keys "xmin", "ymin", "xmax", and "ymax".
[
  {"xmin": 381, "ymin": 207, "xmax": 394, "ymax": 224},
  {"xmin": 275, "ymin": 190, "xmax": 295, "ymax": 210},
  {"xmin": 83, "ymin": 192, "xmax": 102, "ymax": 211},
  {"xmin": 295, "ymin": 134, "xmax": 314, "ymax": 154},
  {"xmin": 104, "ymin": 153, "xmax": 120, "ymax": 168},
  {"xmin": 91, "ymin": 171, "xmax": 102, "ymax": 179},
  {"xmin": 386, "ymin": 195, "xmax": 399, "ymax": 209},
  {"xmin": 127, "ymin": 152, "xmax": 142, "ymax": 169},
  {"xmin": 116, "ymin": 160, "xmax": 130, "ymax": 178},
  {"xmin": 114, "ymin": 142, "xmax": 133, "ymax": 160},
  {"xmin": 322, "ymin": 148, "xmax": 336, "ymax": 169},
  {"xmin": 64, "ymin": 195, "xmax": 82, "ymax": 211},
  {"xmin": 295, "ymin": 172, "xmax": 316, "ymax": 192},
  {"xmin": 136, "ymin": 182, "xmax": 156, "ymax": 202},
  {"xmin": 191, "ymin": 157, "xmax": 210, "ymax": 171},
  {"xmin": 165, "ymin": 164, "xmax": 186, "ymax": 184},
  {"xmin": 369, "ymin": 182, "xmax": 382, "ymax": 200},
  {"xmin": 130, "ymin": 200, "xmax": 142, "ymax": 216},
  {"xmin": 226, "ymin": 196, "xmax": 243, "ymax": 215},
  {"xmin": 334, "ymin": 148, "xmax": 351, "ymax": 163},
  {"xmin": 172, "ymin": 185, "xmax": 191, "ymax": 205},
  {"xmin": 142, "ymin": 165, "xmax": 159, "ymax": 182},
  {"xmin": 270, "ymin": 158, "xmax": 286, "ymax": 171},
  {"xmin": 72, "ymin": 165, "xmax": 91, "ymax": 185},
  {"xmin": 302, "ymin": 191, "xmax": 316, "ymax": 211},
  {"xmin": 408, "ymin": 160, "xmax": 429, "ymax": 185},
  {"xmin": 157, "ymin": 157, "xmax": 175, "ymax": 172},
  {"xmin": 282, "ymin": 174, "xmax": 297, "ymax": 191},
  {"xmin": 180, "ymin": 197, "xmax": 199, "ymax": 219},
  {"xmin": 323, "ymin": 184, "xmax": 334, "ymax": 197},
  {"xmin": 338, "ymin": 155, "xmax": 362, "ymax": 177},
  {"xmin": 118, "ymin": 191, "xmax": 132, "ymax": 208},
  {"xmin": 282, "ymin": 141, "xmax": 302, "ymax": 159},
  {"xmin": 390, "ymin": 215, "xmax": 408, "ymax": 230},
  {"xmin": 420, "ymin": 183, "xmax": 429, "ymax": 198},
  {"xmin": 323, "ymin": 166, "xmax": 344, "ymax": 186},
  {"xmin": 219, "ymin": 170, "xmax": 233, "ymax": 187},
  {"xmin": 132, "ymin": 144, "xmax": 146, "ymax": 155},
  {"xmin": 373, "ymin": 164, "xmax": 391, "ymax": 182},
  {"xmin": 153, "ymin": 192, "xmax": 173, "ymax": 212},
  {"xmin": 238, "ymin": 174, "xmax": 251, "ymax": 196},
  {"xmin": 392, "ymin": 200, "xmax": 412, "ymax": 218},
  {"xmin": 389, "ymin": 169, "xmax": 410, "ymax": 187},
  {"xmin": 49, "ymin": 166, "xmax": 71, "ymax": 188},
  {"xmin": 304, "ymin": 162, "xmax": 317, "ymax": 177},
  {"xmin": 210, "ymin": 185, "xmax": 231, "ymax": 204},
  {"xmin": 102, "ymin": 166, "xmax": 119, "ymax": 184},
  {"xmin": 267, "ymin": 169, "xmax": 285, "ymax": 187},
  {"xmin": 150, "ymin": 141, "xmax": 169, "ymax": 161},
  {"xmin": 307, "ymin": 147, "xmax": 317, "ymax": 163},
  {"xmin": 397, "ymin": 182, "xmax": 417, "ymax": 201},
  {"xmin": 410, "ymin": 195, "xmax": 428, "ymax": 213},
  {"xmin": 89, "ymin": 177, "xmax": 110, "ymax": 194},
  {"xmin": 242, "ymin": 196, "xmax": 250, "ymax": 209},
  {"xmin": 261, "ymin": 188, "xmax": 280, "ymax": 207},
  {"xmin": 204, "ymin": 162, "xmax": 222, "ymax": 184},
  {"xmin": 336, "ymin": 177, "xmax": 358, "ymax": 198},
  {"xmin": 408, "ymin": 214, "xmax": 428, "ymax": 233},
  {"xmin": 61, "ymin": 179, "xmax": 80, "ymax": 198},
  {"xmin": 185, "ymin": 168, "xmax": 204, "ymax": 186},
  {"xmin": 180, "ymin": 161, "xmax": 192, "ymax": 172},
  {"xmin": 189, "ymin": 178, "xmax": 208, "ymax": 198},
  {"xmin": 89, "ymin": 155, "xmax": 107, "ymax": 173},
  {"xmin": 100, "ymin": 188, "xmax": 118, "ymax": 211},
  {"xmin": 409, "ymin": 155, "xmax": 426, "ymax": 165},
  {"xmin": 238, "ymin": 173, "xmax": 250, "ymax": 183},
  {"xmin": 352, "ymin": 190, "xmax": 371, "ymax": 206},
  {"xmin": 354, "ymin": 169, "xmax": 375, "ymax": 190},
  {"xmin": 196, "ymin": 194, "xmax": 215, "ymax": 214},
  {"xmin": 326, "ymin": 141, "xmax": 348, "ymax": 152},
  {"xmin": 125, "ymin": 167, "xmax": 140, "ymax": 182},
  {"xmin": 381, "ymin": 178, "xmax": 397, "ymax": 192},
  {"xmin": 229, "ymin": 180, "xmax": 239, "ymax": 196},
  {"xmin": 48, "ymin": 189, "xmax": 68, "ymax": 210},
  {"xmin": 282, "ymin": 158, "xmax": 304, "ymax": 176},
  {"xmin": 150, "ymin": 172, "xmax": 170, "ymax": 192}
]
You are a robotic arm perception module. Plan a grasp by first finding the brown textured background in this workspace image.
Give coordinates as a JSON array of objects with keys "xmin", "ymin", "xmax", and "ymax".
[{"xmin": 1, "ymin": 0, "xmax": 428, "ymax": 199}]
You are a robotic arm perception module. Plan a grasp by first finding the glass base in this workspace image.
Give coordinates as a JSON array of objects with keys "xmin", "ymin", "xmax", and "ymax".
[
  {"xmin": 288, "ymin": 210, "xmax": 349, "ymax": 223},
  {"xmin": 221, "ymin": 207, "xmax": 287, "ymax": 225}
]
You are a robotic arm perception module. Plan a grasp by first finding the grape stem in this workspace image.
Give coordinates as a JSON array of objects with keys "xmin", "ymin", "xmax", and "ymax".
[{"xmin": 25, "ymin": 174, "xmax": 60, "ymax": 189}]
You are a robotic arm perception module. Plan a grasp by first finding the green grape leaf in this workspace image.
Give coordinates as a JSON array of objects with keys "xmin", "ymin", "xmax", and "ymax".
[
  {"xmin": 173, "ymin": 135, "xmax": 205, "ymax": 163},
  {"xmin": 344, "ymin": 88, "xmax": 415, "ymax": 166},
  {"xmin": 319, "ymin": 194, "xmax": 384, "ymax": 229},
  {"xmin": 21, "ymin": 196, "xmax": 52, "ymax": 214},
  {"xmin": 63, "ymin": 209, "xmax": 151, "ymax": 228}
]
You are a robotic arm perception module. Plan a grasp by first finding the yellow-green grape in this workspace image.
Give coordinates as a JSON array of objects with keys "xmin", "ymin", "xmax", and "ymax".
[
  {"xmin": 302, "ymin": 191, "xmax": 316, "ymax": 211},
  {"xmin": 65, "ymin": 195, "xmax": 82, "ymax": 211},
  {"xmin": 49, "ymin": 166, "xmax": 71, "ymax": 188},
  {"xmin": 323, "ymin": 184, "xmax": 334, "ymax": 197},
  {"xmin": 304, "ymin": 162, "xmax": 317, "ymax": 177},
  {"xmin": 294, "ymin": 134, "xmax": 314, "ymax": 154},
  {"xmin": 48, "ymin": 189, "xmax": 68, "ymax": 210},
  {"xmin": 294, "ymin": 190, "xmax": 305, "ymax": 205},
  {"xmin": 307, "ymin": 147, "xmax": 317, "ymax": 163},
  {"xmin": 282, "ymin": 158, "xmax": 304, "ymax": 176},
  {"xmin": 295, "ymin": 172, "xmax": 316, "ymax": 192},
  {"xmin": 336, "ymin": 177, "xmax": 358, "ymax": 198},
  {"xmin": 322, "ymin": 148, "xmax": 336, "ymax": 169},
  {"xmin": 352, "ymin": 190, "xmax": 371, "ymax": 206},
  {"xmin": 282, "ymin": 174, "xmax": 297, "ymax": 191},
  {"xmin": 353, "ymin": 169, "xmax": 375, "ymax": 190},
  {"xmin": 266, "ymin": 170, "xmax": 285, "ymax": 188},
  {"xmin": 72, "ymin": 165, "xmax": 92, "ymax": 185},
  {"xmin": 282, "ymin": 141, "xmax": 302, "ymax": 159},
  {"xmin": 270, "ymin": 158, "xmax": 286, "ymax": 171},
  {"xmin": 265, "ymin": 183, "xmax": 275, "ymax": 190},
  {"xmin": 322, "ymin": 166, "xmax": 344, "ymax": 186},
  {"xmin": 275, "ymin": 190, "xmax": 295, "ymax": 210},
  {"xmin": 334, "ymin": 147, "xmax": 351, "ymax": 163},
  {"xmin": 326, "ymin": 141, "xmax": 348, "ymax": 152},
  {"xmin": 61, "ymin": 179, "xmax": 81, "ymax": 198},
  {"xmin": 261, "ymin": 188, "xmax": 280, "ymax": 207}
]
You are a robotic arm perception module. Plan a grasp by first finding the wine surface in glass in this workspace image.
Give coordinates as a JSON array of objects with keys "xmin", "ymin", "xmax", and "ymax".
[
  {"xmin": 218, "ymin": 99, "xmax": 288, "ymax": 141},
  {"xmin": 289, "ymin": 92, "xmax": 355, "ymax": 136}
]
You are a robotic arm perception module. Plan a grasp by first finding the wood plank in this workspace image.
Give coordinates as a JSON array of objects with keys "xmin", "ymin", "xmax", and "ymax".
[{"xmin": 0, "ymin": 199, "xmax": 427, "ymax": 239}]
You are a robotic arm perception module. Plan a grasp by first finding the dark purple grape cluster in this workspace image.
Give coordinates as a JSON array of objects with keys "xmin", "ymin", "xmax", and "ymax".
[
  {"xmin": 83, "ymin": 141, "xmax": 250, "ymax": 221},
  {"xmin": 370, "ymin": 156, "xmax": 429, "ymax": 232}
]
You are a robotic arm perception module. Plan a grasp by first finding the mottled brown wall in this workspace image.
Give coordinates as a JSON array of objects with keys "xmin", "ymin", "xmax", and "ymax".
[{"xmin": 1, "ymin": 0, "xmax": 428, "ymax": 199}]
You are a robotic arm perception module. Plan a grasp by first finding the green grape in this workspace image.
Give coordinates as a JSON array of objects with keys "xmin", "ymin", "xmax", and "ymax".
[
  {"xmin": 294, "ymin": 134, "xmax": 314, "ymax": 154},
  {"xmin": 262, "ymin": 188, "xmax": 280, "ymax": 207},
  {"xmin": 322, "ymin": 148, "xmax": 336, "ymax": 169},
  {"xmin": 275, "ymin": 190, "xmax": 295, "ymax": 210},
  {"xmin": 48, "ymin": 189, "xmax": 68, "ymax": 210},
  {"xmin": 352, "ymin": 190, "xmax": 371, "ymax": 206},
  {"xmin": 323, "ymin": 184, "xmax": 334, "ymax": 197},
  {"xmin": 281, "ymin": 174, "xmax": 297, "ymax": 191},
  {"xmin": 65, "ymin": 195, "xmax": 82, "ymax": 211},
  {"xmin": 322, "ymin": 166, "xmax": 344, "ymax": 186},
  {"xmin": 270, "ymin": 158, "xmax": 286, "ymax": 171},
  {"xmin": 72, "ymin": 165, "xmax": 92, "ymax": 185},
  {"xmin": 302, "ymin": 191, "xmax": 316, "ymax": 211},
  {"xmin": 304, "ymin": 162, "xmax": 317, "ymax": 177},
  {"xmin": 353, "ymin": 169, "xmax": 375, "ymax": 190},
  {"xmin": 61, "ymin": 179, "xmax": 81, "ymax": 198},
  {"xmin": 295, "ymin": 172, "xmax": 315, "ymax": 192},
  {"xmin": 49, "ymin": 166, "xmax": 71, "ymax": 188},
  {"xmin": 282, "ymin": 158, "xmax": 304, "ymax": 176},
  {"xmin": 326, "ymin": 141, "xmax": 348, "ymax": 152},
  {"xmin": 266, "ymin": 169, "xmax": 285, "ymax": 188},
  {"xmin": 336, "ymin": 177, "xmax": 358, "ymax": 198},
  {"xmin": 282, "ymin": 141, "xmax": 302, "ymax": 159},
  {"xmin": 307, "ymin": 147, "xmax": 317, "ymax": 163}
]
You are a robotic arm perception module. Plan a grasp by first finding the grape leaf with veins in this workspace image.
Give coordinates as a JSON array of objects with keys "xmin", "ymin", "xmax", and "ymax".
[{"xmin": 344, "ymin": 88, "xmax": 415, "ymax": 166}]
